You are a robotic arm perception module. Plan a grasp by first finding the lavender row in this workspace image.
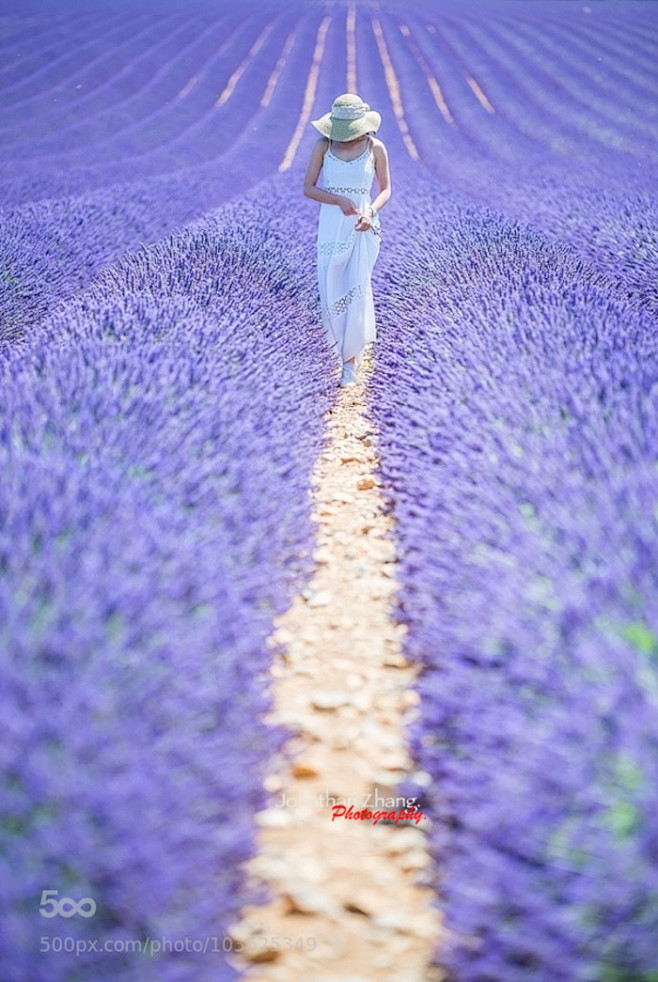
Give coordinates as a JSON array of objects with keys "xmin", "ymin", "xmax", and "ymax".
[
  {"xmin": 0, "ymin": 11, "xmax": 151, "ymax": 107},
  {"xmin": 0, "ymin": 74, "xmax": 309, "ymax": 346},
  {"xmin": 0, "ymin": 14, "xmax": 248, "ymax": 158},
  {"xmin": 0, "ymin": 8, "xmax": 322, "ymax": 339},
  {"xmin": 453, "ymin": 15, "xmax": 656, "ymax": 151},
  {"xmin": 0, "ymin": 184, "xmax": 334, "ymax": 982},
  {"xmin": 508, "ymin": 18, "xmax": 658, "ymax": 127},
  {"xmin": 1, "ymin": 163, "xmax": 265, "ymax": 344},
  {"xmin": 398, "ymin": 9, "xmax": 658, "ymax": 316},
  {"xmin": 0, "ymin": 8, "xmax": 304, "ymax": 179},
  {"xmin": 370, "ymin": 168, "xmax": 658, "ymax": 981}
]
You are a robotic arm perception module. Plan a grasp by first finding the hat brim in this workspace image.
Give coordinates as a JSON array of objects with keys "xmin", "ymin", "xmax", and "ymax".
[{"xmin": 311, "ymin": 110, "xmax": 381, "ymax": 141}]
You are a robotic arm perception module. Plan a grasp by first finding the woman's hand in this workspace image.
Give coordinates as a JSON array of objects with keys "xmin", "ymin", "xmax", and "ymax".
[
  {"xmin": 355, "ymin": 207, "xmax": 374, "ymax": 232},
  {"xmin": 338, "ymin": 196, "xmax": 359, "ymax": 216}
]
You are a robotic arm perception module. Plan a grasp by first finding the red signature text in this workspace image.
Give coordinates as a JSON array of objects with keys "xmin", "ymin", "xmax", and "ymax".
[{"xmin": 331, "ymin": 805, "xmax": 426, "ymax": 825}]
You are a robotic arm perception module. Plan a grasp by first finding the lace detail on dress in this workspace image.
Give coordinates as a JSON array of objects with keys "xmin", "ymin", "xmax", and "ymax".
[
  {"xmin": 324, "ymin": 185, "xmax": 371, "ymax": 194},
  {"xmin": 324, "ymin": 282, "xmax": 372, "ymax": 318},
  {"xmin": 318, "ymin": 236, "xmax": 354, "ymax": 256}
]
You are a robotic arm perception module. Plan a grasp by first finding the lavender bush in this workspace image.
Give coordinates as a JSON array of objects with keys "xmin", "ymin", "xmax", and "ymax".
[
  {"xmin": 1, "ymin": 189, "xmax": 334, "ymax": 981},
  {"xmin": 371, "ymin": 167, "xmax": 658, "ymax": 980}
]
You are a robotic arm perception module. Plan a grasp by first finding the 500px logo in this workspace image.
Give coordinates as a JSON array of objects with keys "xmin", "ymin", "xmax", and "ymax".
[{"xmin": 39, "ymin": 891, "xmax": 96, "ymax": 919}]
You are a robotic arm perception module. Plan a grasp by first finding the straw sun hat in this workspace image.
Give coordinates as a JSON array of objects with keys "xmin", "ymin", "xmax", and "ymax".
[{"xmin": 311, "ymin": 93, "xmax": 381, "ymax": 142}]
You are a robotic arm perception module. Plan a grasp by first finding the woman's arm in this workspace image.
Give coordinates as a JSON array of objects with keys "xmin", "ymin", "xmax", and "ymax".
[
  {"xmin": 370, "ymin": 140, "xmax": 391, "ymax": 215},
  {"xmin": 355, "ymin": 139, "xmax": 391, "ymax": 232},
  {"xmin": 302, "ymin": 138, "xmax": 358, "ymax": 214}
]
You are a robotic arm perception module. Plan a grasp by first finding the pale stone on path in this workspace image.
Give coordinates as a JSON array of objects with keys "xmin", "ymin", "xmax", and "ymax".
[
  {"xmin": 233, "ymin": 348, "xmax": 445, "ymax": 982},
  {"xmin": 310, "ymin": 690, "xmax": 349, "ymax": 711}
]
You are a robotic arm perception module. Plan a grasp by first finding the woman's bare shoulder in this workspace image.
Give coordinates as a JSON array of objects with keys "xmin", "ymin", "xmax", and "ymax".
[{"xmin": 371, "ymin": 136, "xmax": 388, "ymax": 156}]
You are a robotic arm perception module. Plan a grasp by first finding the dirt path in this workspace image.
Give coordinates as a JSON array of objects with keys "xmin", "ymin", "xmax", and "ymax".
[{"xmin": 229, "ymin": 348, "xmax": 444, "ymax": 982}]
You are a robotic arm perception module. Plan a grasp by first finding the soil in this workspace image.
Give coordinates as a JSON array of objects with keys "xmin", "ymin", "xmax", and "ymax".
[{"xmin": 229, "ymin": 347, "xmax": 445, "ymax": 982}]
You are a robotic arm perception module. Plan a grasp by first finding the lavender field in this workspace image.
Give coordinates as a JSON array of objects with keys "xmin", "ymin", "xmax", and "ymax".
[{"xmin": 2, "ymin": 0, "xmax": 658, "ymax": 979}]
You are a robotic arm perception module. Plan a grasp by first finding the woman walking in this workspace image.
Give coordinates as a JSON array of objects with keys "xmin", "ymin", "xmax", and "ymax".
[{"xmin": 303, "ymin": 93, "xmax": 391, "ymax": 387}]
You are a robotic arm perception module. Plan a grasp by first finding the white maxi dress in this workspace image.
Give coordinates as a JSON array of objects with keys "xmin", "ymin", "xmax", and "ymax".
[{"xmin": 316, "ymin": 136, "xmax": 382, "ymax": 367}]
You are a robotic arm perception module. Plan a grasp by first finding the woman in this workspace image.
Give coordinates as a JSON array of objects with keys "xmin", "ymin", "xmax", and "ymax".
[{"xmin": 303, "ymin": 93, "xmax": 391, "ymax": 387}]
